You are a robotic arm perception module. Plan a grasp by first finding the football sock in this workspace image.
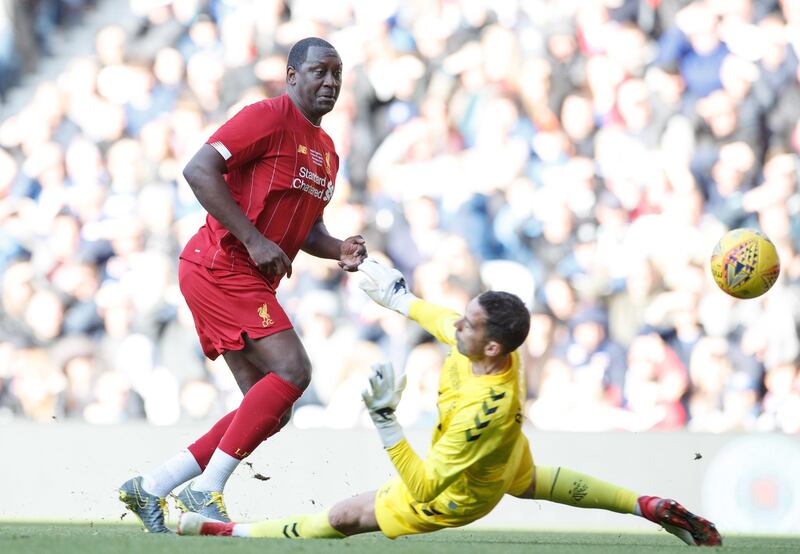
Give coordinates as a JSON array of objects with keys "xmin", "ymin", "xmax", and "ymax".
[
  {"xmin": 141, "ymin": 449, "xmax": 202, "ymax": 497},
  {"xmin": 187, "ymin": 409, "xmax": 237, "ymax": 470},
  {"xmin": 192, "ymin": 448, "xmax": 241, "ymax": 492},
  {"xmin": 186, "ymin": 406, "xmax": 289, "ymax": 470},
  {"xmin": 233, "ymin": 510, "xmax": 345, "ymax": 538},
  {"xmin": 532, "ymin": 465, "xmax": 638, "ymax": 514},
  {"xmin": 636, "ymin": 495, "xmax": 661, "ymax": 520},
  {"xmin": 193, "ymin": 373, "xmax": 302, "ymax": 492}
]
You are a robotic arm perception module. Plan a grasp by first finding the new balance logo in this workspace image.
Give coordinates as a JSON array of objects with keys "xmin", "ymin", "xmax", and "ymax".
[{"xmin": 297, "ymin": 144, "xmax": 308, "ymax": 154}]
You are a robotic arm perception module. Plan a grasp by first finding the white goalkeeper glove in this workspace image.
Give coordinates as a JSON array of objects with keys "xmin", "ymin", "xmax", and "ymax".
[
  {"xmin": 362, "ymin": 362, "xmax": 407, "ymax": 449},
  {"xmin": 358, "ymin": 258, "xmax": 417, "ymax": 316}
]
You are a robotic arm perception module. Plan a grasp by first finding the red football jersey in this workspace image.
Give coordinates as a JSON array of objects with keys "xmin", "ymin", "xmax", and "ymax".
[{"xmin": 180, "ymin": 94, "xmax": 339, "ymax": 289}]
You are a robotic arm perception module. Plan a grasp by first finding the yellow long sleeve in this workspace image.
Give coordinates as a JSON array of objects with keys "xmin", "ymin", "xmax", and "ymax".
[
  {"xmin": 409, "ymin": 299, "xmax": 459, "ymax": 346},
  {"xmin": 385, "ymin": 439, "xmax": 456, "ymax": 503}
]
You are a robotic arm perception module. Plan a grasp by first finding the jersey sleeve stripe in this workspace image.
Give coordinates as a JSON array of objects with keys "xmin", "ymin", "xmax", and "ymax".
[{"xmin": 210, "ymin": 141, "xmax": 233, "ymax": 160}]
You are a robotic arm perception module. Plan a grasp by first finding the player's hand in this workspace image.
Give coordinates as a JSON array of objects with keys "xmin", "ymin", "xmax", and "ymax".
[
  {"xmin": 362, "ymin": 362, "xmax": 406, "ymax": 449},
  {"xmin": 358, "ymin": 258, "xmax": 417, "ymax": 315},
  {"xmin": 362, "ymin": 362, "xmax": 407, "ymax": 416},
  {"xmin": 339, "ymin": 235, "xmax": 367, "ymax": 271},
  {"xmin": 246, "ymin": 236, "xmax": 293, "ymax": 279}
]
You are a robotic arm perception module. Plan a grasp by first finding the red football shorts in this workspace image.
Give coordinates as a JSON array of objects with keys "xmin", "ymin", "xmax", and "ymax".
[{"xmin": 178, "ymin": 258, "xmax": 293, "ymax": 359}]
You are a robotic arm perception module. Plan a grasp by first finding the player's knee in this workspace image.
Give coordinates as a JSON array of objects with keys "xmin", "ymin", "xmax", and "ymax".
[
  {"xmin": 262, "ymin": 353, "xmax": 312, "ymax": 390},
  {"xmin": 278, "ymin": 408, "xmax": 292, "ymax": 429},
  {"xmin": 328, "ymin": 504, "xmax": 358, "ymax": 535},
  {"xmin": 278, "ymin": 364, "xmax": 311, "ymax": 390}
]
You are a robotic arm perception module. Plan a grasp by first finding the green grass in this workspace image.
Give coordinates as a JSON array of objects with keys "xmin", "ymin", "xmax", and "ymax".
[{"xmin": 0, "ymin": 523, "xmax": 797, "ymax": 554}]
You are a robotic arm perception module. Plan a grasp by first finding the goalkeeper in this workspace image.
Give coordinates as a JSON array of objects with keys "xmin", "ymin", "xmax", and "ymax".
[{"xmin": 178, "ymin": 259, "xmax": 721, "ymax": 546}]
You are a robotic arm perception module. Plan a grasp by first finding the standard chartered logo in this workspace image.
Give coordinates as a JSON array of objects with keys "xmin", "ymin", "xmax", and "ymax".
[{"xmin": 292, "ymin": 166, "xmax": 333, "ymax": 201}]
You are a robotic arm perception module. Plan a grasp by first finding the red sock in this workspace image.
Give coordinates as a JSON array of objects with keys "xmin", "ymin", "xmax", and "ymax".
[
  {"xmin": 638, "ymin": 495, "xmax": 662, "ymax": 522},
  {"xmin": 200, "ymin": 521, "xmax": 235, "ymax": 536},
  {"xmin": 217, "ymin": 372, "xmax": 302, "ymax": 459},
  {"xmin": 187, "ymin": 410, "xmax": 237, "ymax": 470}
]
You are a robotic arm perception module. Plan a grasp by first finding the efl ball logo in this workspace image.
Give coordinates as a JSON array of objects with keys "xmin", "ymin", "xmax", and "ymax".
[{"xmin": 710, "ymin": 228, "xmax": 780, "ymax": 299}]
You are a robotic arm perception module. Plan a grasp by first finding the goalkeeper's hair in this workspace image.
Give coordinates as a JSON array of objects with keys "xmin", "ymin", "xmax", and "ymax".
[
  {"xmin": 478, "ymin": 291, "xmax": 531, "ymax": 355},
  {"xmin": 287, "ymin": 37, "xmax": 336, "ymax": 69}
]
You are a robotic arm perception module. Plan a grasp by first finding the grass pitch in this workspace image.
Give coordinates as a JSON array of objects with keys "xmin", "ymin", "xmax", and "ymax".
[{"xmin": 1, "ymin": 523, "xmax": 797, "ymax": 554}]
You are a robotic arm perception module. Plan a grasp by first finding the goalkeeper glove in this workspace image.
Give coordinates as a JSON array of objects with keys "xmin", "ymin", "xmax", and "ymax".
[
  {"xmin": 358, "ymin": 258, "xmax": 417, "ymax": 316},
  {"xmin": 362, "ymin": 362, "xmax": 407, "ymax": 449}
]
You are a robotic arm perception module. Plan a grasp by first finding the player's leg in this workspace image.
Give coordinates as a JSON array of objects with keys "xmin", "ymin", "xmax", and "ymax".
[
  {"xmin": 178, "ymin": 491, "xmax": 379, "ymax": 538},
  {"xmin": 125, "ymin": 393, "xmax": 293, "ymax": 531},
  {"xmin": 511, "ymin": 460, "xmax": 721, "ymax": 546},
  {"xmin": 120, "ymin": 356, "xmax": 260, "ymax": 530},
  {"xmin": 156, "ymin": 355, "xmax": 293, "ymax": 481},
  {"xmin": 178, "ymin": 330, "xmax": 309, "ymax": 520}
]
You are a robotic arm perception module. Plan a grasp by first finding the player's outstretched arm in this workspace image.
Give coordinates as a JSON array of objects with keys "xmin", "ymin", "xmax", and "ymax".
[
  {"xmin": 358, "ymin": 258, "xmax": 418, "ymax": 315},
  {"xmin": 359, "ymin": 258, "xmax": 459, "ymax": 345},
  {"xmin": 362, "ymin": 362, "xmax": 407, "ymax": 448},
  {"xmin": 361, "ymin": 362, "xmax": 462, "ymax": 503}
]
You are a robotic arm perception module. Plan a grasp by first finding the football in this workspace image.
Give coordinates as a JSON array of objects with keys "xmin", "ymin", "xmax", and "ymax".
[{"xmin": 710, "ymin": 228, "xmax": 780, "ymax": 299}]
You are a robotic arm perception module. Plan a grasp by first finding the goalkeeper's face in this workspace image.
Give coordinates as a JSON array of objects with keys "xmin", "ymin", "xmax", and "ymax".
[{"xmin": 454, "ymin": 298, "xmax": 498, "ymax": 360}]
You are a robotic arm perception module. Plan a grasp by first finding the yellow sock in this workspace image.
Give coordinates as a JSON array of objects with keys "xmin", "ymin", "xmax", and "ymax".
[
  {"xmin": 533, "ymin": 465, "xmax": 638, "ymax": 514},
  {"xmin": 239, "ymin": 509, "xmax": 345, "ymax": 539}
]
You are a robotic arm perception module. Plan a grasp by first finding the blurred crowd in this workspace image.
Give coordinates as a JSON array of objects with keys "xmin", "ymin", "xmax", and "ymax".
[
  {"xmin": 0, "ymin": 0, "xmax": 799, "ymax": 434},
  {"xmin": 0, "ymin": 1, "xmax": 99, "ymax": 102}
]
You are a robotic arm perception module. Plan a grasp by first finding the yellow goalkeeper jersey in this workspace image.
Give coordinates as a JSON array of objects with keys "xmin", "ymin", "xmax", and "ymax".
[{"xmin": 384, "ymin": 299, "xmax": 528, "ymax": 522}]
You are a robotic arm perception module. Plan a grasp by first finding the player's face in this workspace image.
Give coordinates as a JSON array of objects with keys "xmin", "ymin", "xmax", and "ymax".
[
  {"xmin": 454, "ymin": 297, "xmax": 489, "ymax": 359},
  {"xmin": 288, "ymin": 45, "xmax": 342, "ymax": 123}
]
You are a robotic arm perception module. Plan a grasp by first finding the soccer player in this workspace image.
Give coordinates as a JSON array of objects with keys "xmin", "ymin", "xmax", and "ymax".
[
  {"xmin": 119, "ymin": 37, "xmax": 367, "ymax": 532},
  {"xmin": 176, "ymin": 259, "xmax": 722, "ymax": 546}
]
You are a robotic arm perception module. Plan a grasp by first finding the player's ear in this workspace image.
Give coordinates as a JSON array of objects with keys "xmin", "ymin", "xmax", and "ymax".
[
  {"xmin": 484, "ymin": 340, "xmax": 503, "ymax": 357},
  {"xmin": 287, "ymin": 66, "xmax": 297, "ymax": 85}
]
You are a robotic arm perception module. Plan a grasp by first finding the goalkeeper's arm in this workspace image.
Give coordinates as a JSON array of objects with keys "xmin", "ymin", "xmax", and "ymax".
[
  {"xmin": 362, "ymin": 362, "xmax": 461, "ymax": 502},
  {"xmin": 357, "ymin": 258, "xmax": 417, "ymax": 316},
  {"xmin": 358, "ymin": 258, "xmax": 459, "ymax": 345}
]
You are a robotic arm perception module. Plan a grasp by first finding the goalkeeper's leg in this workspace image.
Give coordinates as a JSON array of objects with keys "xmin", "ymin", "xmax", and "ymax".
[
  {"xmin": 515, "ymin": 464, "xmax": 721, "ymax": 546},
  {"xmin": 178, "ymin": 490, "xmax": 379, "ymax": 538}
]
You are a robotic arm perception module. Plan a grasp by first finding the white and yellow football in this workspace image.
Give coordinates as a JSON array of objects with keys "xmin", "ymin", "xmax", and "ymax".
[{"xmin": 710, "ymin": 228, "xmax": 780, "ymax": 299}]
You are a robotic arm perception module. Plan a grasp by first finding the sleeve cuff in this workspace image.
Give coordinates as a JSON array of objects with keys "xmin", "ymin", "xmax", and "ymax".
[{"xmin": 395, "ymin": 294, "xmax": 418, "ymax": 317}]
